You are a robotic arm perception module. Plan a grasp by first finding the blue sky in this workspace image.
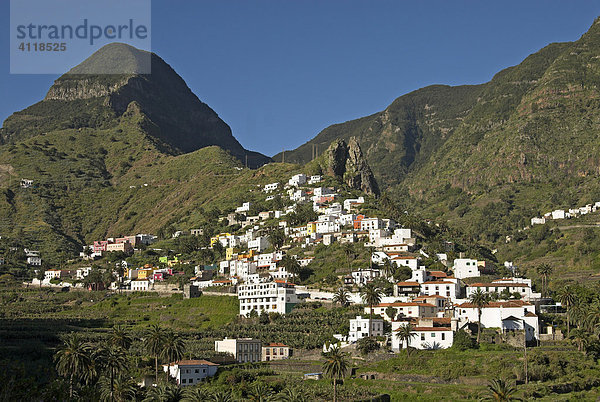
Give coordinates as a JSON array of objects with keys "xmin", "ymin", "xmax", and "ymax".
[{"xmin": 1, "ymin": 1, "xmax": 599, "ymax": 156}]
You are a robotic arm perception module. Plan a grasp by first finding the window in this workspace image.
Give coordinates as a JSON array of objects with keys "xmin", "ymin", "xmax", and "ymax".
[
  {"xmin": 181, "ymin": 379, "xmax": 186, "ymax": 384},
  {"xmin": 189, "ymin": 378, "xmax": 193, "ymax": 384},
  {"xmin": 431, "ymin": 333, "xmax": 435, "ymax": 338},
  {"xmin": 441, "ymin": 333, "xmax": 445, "ymax": 340},
  {"xmin": 195, "ymin": 369, "xmax": 199, "ymax": 373},
  {"xmin": 421, "ymin": 334, "xmax": 425, "ymax": 341}
]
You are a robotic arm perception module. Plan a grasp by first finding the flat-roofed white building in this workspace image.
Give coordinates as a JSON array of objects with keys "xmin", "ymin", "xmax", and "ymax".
[
  {"xmin": 238, "ymin": 279, "xmax": 301, "ymax": 316},
  {"xmin": 348, "ymin": 315, "xmax": 384, "ymax": 342},
  {"xmin": 391, "ymin": 325, "xmax": 453, "ymax": 351},
  {"xmin": 215, "ymin": 338, "xmax": 262, "ymax": 363},
  {"xmin": 163, "ymin": 360, "xmax": 218, "ymax": 386},
  {"xmin": 452, "ymin": 258, "xmax": 480, "ymax": 279}
]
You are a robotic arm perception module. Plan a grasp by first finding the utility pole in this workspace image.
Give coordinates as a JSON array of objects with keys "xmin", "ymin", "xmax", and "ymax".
[{"xmin": 523, "ymin": 319, "xmax": 528, "ymax": 384}]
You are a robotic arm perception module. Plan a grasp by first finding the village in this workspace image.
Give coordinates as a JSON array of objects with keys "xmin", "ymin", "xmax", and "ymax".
[{"xmin": 18, "ymin": 169, "xmax": 569, "ymax": 388}]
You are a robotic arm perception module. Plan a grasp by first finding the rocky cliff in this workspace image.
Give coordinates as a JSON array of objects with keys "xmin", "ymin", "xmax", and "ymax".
[{"xmin": 319, "ymin": 138, "xmax": 379, "ymax": 196}]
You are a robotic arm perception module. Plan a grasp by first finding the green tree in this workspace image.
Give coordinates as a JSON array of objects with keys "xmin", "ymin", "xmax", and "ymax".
[
  {"xmin": 145, "ymin": 324, "xmax": 165, "ymax": 384},
  {"xmin": 356, "ymin": 337, "xmax": 380, "ymax": 356},
  {"xmin": 332, "ymin": 287, "xmax": 350, "ymax": 307},
  {"xmin": 536, "ymin": 263, "xmax": 553, "ymax": 297},
  {"xmin": 100, "ymin": 376, "xmax": 137, "ymax": 402},
  {"xmin": 322, "ymin": 345, "xmax": 349, "ymax": 402},
  {"xmin": 161, "ymin": 330, "xmax": 186, "ymax": 382},
  {"xmin": 268, "ymin": 229, "xmax": 286, "ymax": 251},
  {"xmin": 247, "ymin": 381, "xmax": 274, "ymax": 401},
  {"xmin": 98, "ymin": 344, "xmax": 128, "ymax": 402},
  {"xmin": 54, "ymin": 333, "xmax": 94, "ymax": 398},
  {"xmin": 469, "ymin": 289, "xmax": 490, "ymax": 343},
  {"xmin": 360, "ymin": 282, "xmax": 382, "ymax": 336},
  {"xmin": 559, "ymin": 285, "xmax": 577, "ymax": 337},
  {"xmin": 110, "ymin": 325, "xmax": 132, "ymax": 350},
  {"xmin": 342, "ymin": 243, "xmax": 357, "ymax": 270},
  {"xmin": 395, "ymin": 323, "xmax": 417, "ymax": 357},
  {"xmin": 280, "ymin": 255, "xmax": 301, "ymax": 281},
  {"xmin": 482, "ymin": 378, "xmax": 520, "ymax": 401},
  {"xmin": 183, "ymin": 387, "xmax": 211, "ymax": 401},
  {"xmin": 385, "ymin": 306, "xmax": 398, "ymax": 321}
]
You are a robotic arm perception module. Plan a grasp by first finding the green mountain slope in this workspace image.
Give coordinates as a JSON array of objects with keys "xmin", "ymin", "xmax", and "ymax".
[
  {"xmin": 276, "ymin": 18, "xmax": 600, "ymax": 243},
  {"xmin": 0, "ymin": 44, "xmax": 287, "ymax": 262}
]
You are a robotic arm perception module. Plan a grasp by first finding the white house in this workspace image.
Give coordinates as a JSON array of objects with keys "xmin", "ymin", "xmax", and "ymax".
[
  {"xmin": 236, "ymin": 202, "xmax": 252, "ymax": 213},
  {"xmin": 343, "ymin": 197, "xmax": 365, "ymax": 211},
  {"xmin": 420, "ymin": 280, "xmax": 460, "ymax": 301},
  {"xmin": 530, "ymin": 217, "xmax": 546, "ymax": 225},
  {"xmin": 237, "ymin": 279, "xmax": 301, "ymax": 316},
  {"xmin": 248, "ymin": 236, "xmax": 270, "ymax": 252},
  {"xmin": 308, "ymin": 175, "xmax": 322, "ymax": 184},
  {"xmin": 360, "ymin": 218, "xmax": 383, "ymax": 231},
  {"xmin": 263, "ymin": 182, "xmax": 279, "ymax": 192},
  {"xmin": 391, "ymin": 324, "xmax": 453, "ymax": 351},
  {"xmin": 452, "ymin": 258, "xmax": 480, "ymax": 279},
  {"xmin": 25, "ymin": 249, "xmax": 41, "ymax": 266},
  {"xmin": 163, "ymin": 360, "xmax": 218, "ymax": 386},
  {"xmin": 215, "ymin": 338, "xmax": 262, "ymax": 363},
  {"xmin": 348, "ymin": 316, "xmax": 384, "ymax": 342},
  {"xmin": 466, "ymin": 278, "xmax": 541, "ymax": 300},
  {"xmin": 551, "ymin": 209, "xmax": 566, "ymax": 220},
  {"xmin": 454, "ymin": 300, "xmax": 539, "ymax": 341},
  {"xmin": 131, "ymin": 279, "xmax": 151, "ymax": 291},
  {"xmin": 351, "ymin": 268, "xmax": 380, "ymax": 285},
  {"xmin": 313, "ymin": 187, "xmax": 334, "ymax": 197},
  {"xmin": 76, "ymin": 267, "xmax": 92, "ymax": 280},
  {"xmin": 288, "ymin": 174, "xmax": 307, "ymax": 187},
  {"xmin": 367, "ymin": 302, "xmax": 437, "ymax": 321}
]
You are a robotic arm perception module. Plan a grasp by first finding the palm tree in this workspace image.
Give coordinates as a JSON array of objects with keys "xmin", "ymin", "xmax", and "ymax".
[
  {"xmin": 585, "ymin": 301, "xmax": 600, "ymax": 333},
  {"xmin": 100, "ymin": 376, "xmax": 137, "ymax": 402},
  {"xmin": 536, "ymin": 263, "xmax": 553, "ymax": 297},
  {"xmin": 570, "ymin": 328, "xmax": 589, "ymax": 352},
  {"xmin": 161, "ymin": 330, "xmax": 186, "ymax": 382},
  {"xmin": 98, "ymin": 344, "xmax": 128, "ymax": 402},
  {"xmin": 558, "ymin": 285, "xmax": 577, "ymax": 337},
  {"xmin": 322, "ymin": 345, "xmax": 349, "ymax": 402},
  {"xmin": 469, "ymin": 289, "xmax": 490, "ymax": 343},
  {"xmin": 110, "ymin": 325, "xmax": 132, "ymax": 350},
  {"xmin": 279, "ymin": 387, "xmax": 309, "ymax": 402},
  {"xmin": 381, "ymin": 258, "xmax": 395, "ymax": 281},
  {"xmin": 183, "ymin": 387, "xmax": 211, "ymax": 401},
  {"xmin": 54, "ymin": 333, "xmax": 94, "ymax": 398},
  {"xmin": 247, "ymin": 382, "xmax": 274, "ymax": 401},
  {"xmin": 360, "ymin": 282, "xmax": 382, "ymax": 336},
  {"xmin": 482, "ymin": 378, "xmax": 520, "ymax": 401},
  {"xmin": 280, "ymin": 255, "xmax": 301, "ymax": 281},
  {"xmin": 210, "ymin": 390, "xmax": 233, "ymax": 402},
  {"xmin": 342, "ymin": 243, "xmax": 357, "ymax": 270},
  {"xmin": 332, "ymin": 287, "xmax": 350, "ymax": 307},
  {"xmin": 395, "ymin": 323, "xmax": 417, "ymax": 357},
  {"xmin": 143, "ymin": 383, "xmax": 183, "ymax": 402},
  {"xmin": 145, "ymin": 324, "xmax": 166, "ymax": 384}
]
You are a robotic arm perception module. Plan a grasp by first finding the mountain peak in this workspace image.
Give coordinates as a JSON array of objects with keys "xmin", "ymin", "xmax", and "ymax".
[
  {"xmin": 3, "ymin": 43, "xmax": 271, "ymax": 167},
  {"xmin": 66, "ymin": 42, "xmax": 152, "ymax": 75}
]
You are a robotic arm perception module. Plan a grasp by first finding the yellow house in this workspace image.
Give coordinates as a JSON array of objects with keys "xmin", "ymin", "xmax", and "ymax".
[
  {"xmin": 226, "ymin": 247, "xmax": 240, "ymax": 261},
  {"xmin": 210, "ymin": 233, "xmax": 231, "ymax": 246},
  {"xmin": 137, "ymin": 269, "xmax": 153, "ymax": 279},
  {"xmin": 238, "ymin": 250, "xmax": 258, "ymax": 260},
  {"xmin": 307, "ymin": 222, "xmax": 316, "ymax": 235}
]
